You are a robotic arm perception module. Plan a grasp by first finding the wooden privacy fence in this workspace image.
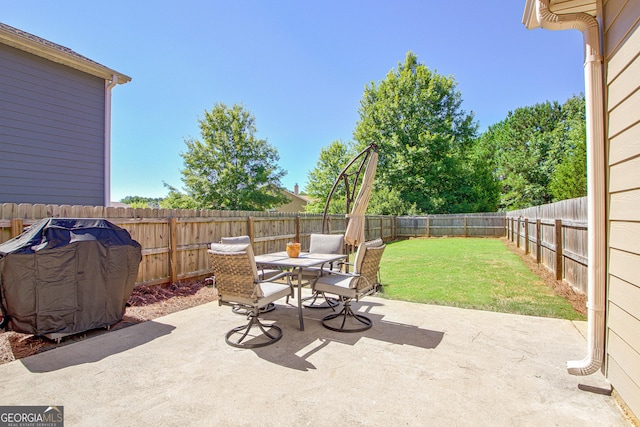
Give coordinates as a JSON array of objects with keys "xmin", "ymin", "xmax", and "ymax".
[
  {"xmin": 396, "ymin": 213, "xmax": 506, "ymax": 238},
  {"xmin": 1, "ymin": 203, "xmax": 509, "ymax": 288},
  {"xmin": 0, "ymin": 204, "xmax": 396, "ymax": 287},
  {"xmin": 505, "ymin": 197, "xmax": 588, "ymax": 293}
]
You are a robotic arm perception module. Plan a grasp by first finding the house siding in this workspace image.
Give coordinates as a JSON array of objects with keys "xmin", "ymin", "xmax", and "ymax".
[
  {"xmin": 604, "ymin": 0, "xmax": 640, "ymax": 417},
  {"xmin": 0, "ymin": 43, "xmax": 105, "ymax": 205}
]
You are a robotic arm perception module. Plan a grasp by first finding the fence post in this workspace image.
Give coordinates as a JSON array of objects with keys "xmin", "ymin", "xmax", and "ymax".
[
  {"xmin": 536, "ymin": 219, "xmax": 541, "ymax": 264},
  {"xmin": 426, "ymin": 217, "xmax": 430, "ymax": 238},
  {"xmin": 463, "ymin": 217, "xmax": 467, "ymax": 237},
  {"xmin": 10, "ymin": 219, "xmax": 23, "ymax": 238},
  {"xmin": 247, "ymin": 216, "xmax": 254, "ymax": 245},
  {"xmin": 555, "ymin": 219, "xmax": 563, "ymax": 281},
  {"xmin": 524, "ymin": 218, "xmax": 529, "ymax": 255},
  {"xmin": 295, "ymin": 215, "xmax": 300, "ymax": 243},
  {"xmin": 516, "ymin": 218, "xmax": 520, "ymax": 248},
  {"xmin": 169, "ymin": 218, "xmax": 178, "ymax": 285},
  {"xmin": 510, "ymin": 217, "xmax": 514, "ymax": 241}
]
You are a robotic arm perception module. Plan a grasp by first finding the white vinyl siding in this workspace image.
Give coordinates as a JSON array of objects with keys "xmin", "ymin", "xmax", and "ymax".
[
  {"xmin": 604, "ymin": 0, "xmax": 640, "ymax": 418},
  {"xmin": 0, "ymin": 43, "xmax": 105, "ymax": 205}
]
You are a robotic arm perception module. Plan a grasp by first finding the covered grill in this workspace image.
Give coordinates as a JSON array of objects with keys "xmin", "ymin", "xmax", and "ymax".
[{"xmin": 0, "ymin": 218, "xmax": 142, "ymax": 338}]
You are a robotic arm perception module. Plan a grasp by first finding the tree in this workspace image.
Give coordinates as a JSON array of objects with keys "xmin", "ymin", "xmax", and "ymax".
[
  {"xmin": 179, "ymin": 103, "xmax": 288, "ymax": 211},
  {"xmin": 549, "ymin": 116, "xmax": 587, "ymax": 200},
  {"xmin": 120, "ymin": 195, "xmax": 163, "ymax": 208},
  {"xmin": 353, "ymin": 51, "xmax": 485, "ymax": 214},
  {"xmin": 304, "ymin": 140, "xmax": 356, "ymax": 214},
  {"xmin": 158, "ymin": 183, "xmax": 198, "ymax": 209},
  {"xmin": 476, "ymin": 94, "xmax": 586, "ymax": 210}
]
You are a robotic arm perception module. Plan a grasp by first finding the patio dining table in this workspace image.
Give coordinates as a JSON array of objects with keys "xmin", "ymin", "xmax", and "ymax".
[{"xmin": 254, "ymin": 251, "xmax": 347, "ymax": 331}]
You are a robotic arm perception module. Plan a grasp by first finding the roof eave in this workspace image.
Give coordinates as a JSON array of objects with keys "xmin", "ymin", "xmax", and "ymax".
[{"xmin": 0, "ymin": 28, "xmax": 131, "ymax": 85}]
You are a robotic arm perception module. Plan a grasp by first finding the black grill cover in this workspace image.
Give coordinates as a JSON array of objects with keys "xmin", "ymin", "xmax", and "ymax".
[{"xmin": 0, "ymin": 218, "xmax": 142, "ymax": 336}]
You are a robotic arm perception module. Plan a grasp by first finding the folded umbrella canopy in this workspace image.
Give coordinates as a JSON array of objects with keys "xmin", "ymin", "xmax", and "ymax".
[{"xmin": 344, "ymin": 150, "xmax": 378, "ymax": 246}]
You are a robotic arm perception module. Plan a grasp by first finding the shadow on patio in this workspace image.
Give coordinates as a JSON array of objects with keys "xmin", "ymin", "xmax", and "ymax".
[{"xmin": 253, "ymin": 300, "xmax": 445, "ymax": 371}]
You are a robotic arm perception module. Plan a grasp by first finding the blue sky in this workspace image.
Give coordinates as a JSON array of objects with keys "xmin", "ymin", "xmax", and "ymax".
[{"xmin": 2, "ymin": 1, "xmax": 585, "ymax": 202}]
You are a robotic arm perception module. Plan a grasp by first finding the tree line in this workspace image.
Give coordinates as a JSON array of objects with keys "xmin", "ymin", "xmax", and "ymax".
[{"xmin": 123, "ymin": 51, "xmax": 586, "ymax": 214}]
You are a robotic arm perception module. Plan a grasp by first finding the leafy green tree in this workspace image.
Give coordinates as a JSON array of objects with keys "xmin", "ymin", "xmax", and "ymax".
[
  {"xmin": 353, "ymin": 51, "xmax": 485, "ymax": 214},
  {"xmin": 304, "ymin": 140, "xmax": 355, "ymax": 214},
  {"xmin": 549, "ymin": 117, "xmax": 587, "ymax": 200},
  {"xmin": 120, "ymin": 195, "xmax": 163, "ymax": 208},
  {"xmin": 179, "ymin": 103, "xmax": 288, "ymax": 211},
  {"xmin": 476, "ymin": 94, "xmax": 585, "ymax": 210},
  {"xmin": 158, "ymin": 183, "xmax": 198, "ymax": 209},
  {"xmin": 368, "ymin": 187, "xmax": 417, "ymax": 215}
]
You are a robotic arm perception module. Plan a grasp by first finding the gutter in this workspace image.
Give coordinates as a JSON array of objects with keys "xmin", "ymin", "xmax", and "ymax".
[
  {"xmin": 528, "ymin": 0, "xmax": 607, "ymax": 376},
  {"xmin": 104, "ymin": 75, "xmax": 118, "ymax": 207}
]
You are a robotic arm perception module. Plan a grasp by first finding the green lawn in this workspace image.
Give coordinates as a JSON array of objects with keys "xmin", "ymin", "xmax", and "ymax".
[{"xmin": 378, "ymin": 238, "xmax": 585, "ymax": 320}]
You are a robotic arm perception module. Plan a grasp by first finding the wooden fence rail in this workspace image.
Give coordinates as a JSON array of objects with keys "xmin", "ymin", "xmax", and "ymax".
[{"xmin": 505, "ymin": 197, "xmax": 588, "ymax": 293}]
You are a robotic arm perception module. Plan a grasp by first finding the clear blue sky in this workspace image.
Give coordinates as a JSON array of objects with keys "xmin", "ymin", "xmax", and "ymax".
[{"xmin": 2, "ymin": 1, "xmax": 585, "ymax": 202}]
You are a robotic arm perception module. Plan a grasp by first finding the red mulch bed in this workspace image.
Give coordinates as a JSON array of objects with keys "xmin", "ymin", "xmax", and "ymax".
[{"xmin": 0, "ymin": 280, "xmax": 216, "ymax": 365}]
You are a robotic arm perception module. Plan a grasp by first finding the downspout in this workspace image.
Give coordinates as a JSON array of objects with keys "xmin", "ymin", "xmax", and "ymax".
[
  {"xmin": 104, "ymin": 75, "xmax": 118, "ymax": 207},
  {"xmin": 535, "ymin": 0, "xmax": 606, "ymax": 376}
]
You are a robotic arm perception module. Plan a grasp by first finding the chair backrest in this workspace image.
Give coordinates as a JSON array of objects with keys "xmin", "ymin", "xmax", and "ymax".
[
  {"xmin": 309, "ymin": 233, "xmax": 344, "ymax": 254},
  {"xmin": 220, "ymin": 235, "xmax": 251, "ymax": 245},
  {"xmin": 363, "ymin": 238, "xmax": 383, "ymax": 248},
  {"xmin": 208, "ymin": 243, "xmax": 262, "ymax": 301},
  {"xmin": 353, "ymin": 242, "xmax": 386, "ymax": 292}
]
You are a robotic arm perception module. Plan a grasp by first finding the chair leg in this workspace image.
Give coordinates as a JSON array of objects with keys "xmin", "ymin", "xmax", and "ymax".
[
  {"xmin": 225, "ymin": 308, "xmax": 283, "ymax": 348},
  {"xmin": 302, "ymin": 291, "xmax": 339, "ymax": 310},
  {"xmin": 321, "ymin": 299, "xmax": 372, "ymax": 332},
  {"xmin": 232, "ymin": 302, "xmax": 276, "ymax": 315}
]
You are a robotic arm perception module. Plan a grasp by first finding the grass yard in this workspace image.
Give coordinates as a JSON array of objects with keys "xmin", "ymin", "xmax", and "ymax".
[{"xmin": 378, "ymin": 238, "xmax": 586, "ymax": 320}]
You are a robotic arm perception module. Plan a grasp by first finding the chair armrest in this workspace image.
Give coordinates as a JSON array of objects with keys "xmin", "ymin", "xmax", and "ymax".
[
  {"xmin": 259, "ymin": 270, "xmax": 291, "ymax": 283},
  {"xmin": 259, "ymin": 270, "xmax": 294, "ymax": 297}
]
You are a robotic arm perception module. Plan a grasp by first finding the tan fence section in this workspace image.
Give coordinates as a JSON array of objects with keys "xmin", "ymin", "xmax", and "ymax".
[
  {"xmin": 1, "ymin": 203, "xmax": 514, "ymax": 287},
  {"xmin": 0, "ymin": 204, "xmax": 402, "ymax": 287},
  {"xmin": 396, "ymin": 213, "xmax": 506, "ymax": 238},
  {"xmin": 505, "ymin": 197, "xmax": 588, "ymax": 293}
]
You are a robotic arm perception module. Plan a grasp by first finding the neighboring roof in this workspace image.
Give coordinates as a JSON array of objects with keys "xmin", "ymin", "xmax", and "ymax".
[
  {"xmin": 282, "ymin": 189, "xmax": 311, "ymax": 203},
  {"xmin": 523, "ymin": 0, "xmax": 597, "ymax": 28},
  {"xmin": 0, "ymin": 22, "xmax": 131, "ymax": 84}
]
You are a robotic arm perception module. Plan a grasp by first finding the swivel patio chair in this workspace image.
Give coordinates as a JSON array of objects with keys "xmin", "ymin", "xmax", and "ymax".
[
  {"xmin": 300, "ymin": 233, "xmax": 344, "ymax": 309},
  {"xmin": 208, "ymin": 242, "xmax": 293, "ymax": 348},
  {"xmin": 313, "ymin": 240, "xmax": 385, "ymax": 332},
  {"xmin": 220, "ymin": 235, "xmax": 280, "ymax": 314}
]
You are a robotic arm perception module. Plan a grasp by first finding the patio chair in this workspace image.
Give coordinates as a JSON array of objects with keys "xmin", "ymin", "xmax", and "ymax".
[
  {"xmin": 208, "ymin": 242, "xmax": 293, "ymax": 348},
  {"xmin": 220, "ymin": 235, "xmax": 280, "ymax": 314},
  {"xmin": 314, "ymin": 240, "xmax": 386, "ymax": 332},
  {"xmin": 300, "ymin": 233, "xmax": 344, "ymax": 309}
]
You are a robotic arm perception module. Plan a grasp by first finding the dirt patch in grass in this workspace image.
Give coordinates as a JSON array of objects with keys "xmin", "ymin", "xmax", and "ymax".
[
  {"xmin": 0, "ymin": 280, "xmax": 216, "ymax": 366},
  {"xmin": 501, "ymin": 237, "xmax": 587, "ymax": 316}
]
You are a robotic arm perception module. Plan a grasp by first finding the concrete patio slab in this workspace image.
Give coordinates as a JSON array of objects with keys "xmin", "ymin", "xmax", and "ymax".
[{"xmin": 0, "ymin": 295, "xmax": 628, "ymax": 426}]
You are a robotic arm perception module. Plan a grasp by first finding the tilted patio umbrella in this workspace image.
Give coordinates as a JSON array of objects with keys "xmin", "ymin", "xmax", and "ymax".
[{"xmin": 322, "ymin": 143, "xmax": 379, "ymax": 247}]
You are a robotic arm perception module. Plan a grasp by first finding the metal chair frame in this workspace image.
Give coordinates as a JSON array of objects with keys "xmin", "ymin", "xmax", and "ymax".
[
  {"xmin": 315, "ymin": 243, "xmax": 385, "ymax": 333},
  {"xmin": 209, "ymin": 244, "xmax": 292, "ymax": 348}
]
